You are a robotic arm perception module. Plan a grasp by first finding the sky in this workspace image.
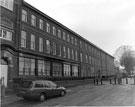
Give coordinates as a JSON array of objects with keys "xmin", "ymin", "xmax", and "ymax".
[{"xmin": 26, "ymin": 0, "xmax": 135, "ymax": 56}]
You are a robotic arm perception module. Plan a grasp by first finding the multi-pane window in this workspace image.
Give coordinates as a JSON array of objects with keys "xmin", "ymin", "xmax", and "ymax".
[
  {"xmin": 85, "ymin": 44, "xmax": 87, "ymax": 51},
  {"xmin": 19, "ymin": 57, "xmax": 35, "ymax": 76},
  {"xmin": 89, "ymin": 56, "xmax": 92, "ymax": 64},
  {"xmin": 52, "ymin": 62, "xmax": 62, "ymax": 76},
  {"xmin": 22, "ymin": 9, "xmax": 27, "ymax": 22},
  {"xmin": 72, "ymin": 65, "xmax": 78, "ymax": 76},
  {"xmin": 58, "ymin": 29, "xmax": 61, "ymax": 38},
  {"xmin": 63, "ymin": 32, "xmax": 66, "ymax": 40},
  {"xmin": 39, "ymin": 37, "xmax": 43, "ymax": 52},
  {"xmin": 21, "ymin": 30, "xmax": 26, "ymax": 47},
  {"xmin": 52, "ymin": 26, "xmax": 56, "ymax": 36},
  {"xmin": 52, "ymin": 42, "xmax": 56, "ymax": 55},
  {"xmin": 0, "ymin": 29, "xmax": 12, "ymax": 41},
  {"xmin": 64, "ymin": 64, "xmax": 71, "ymax": 76},
  {"xmin": 68, "ymin": 48, "xmax": 70, "ymax": 59},
  {"xmin": 63, "ymin": 46, "xmax": 66, "ymax": 58},
  {"xmin": 31, "ymin": 34, "xmax": 35, "ymax": 50},
  {"xmin": 80, "ymin": 53, "xmax": 83, "ymax": 62},
  {"xmin": 46, "ymin": 40, "xmax": 50, "ymax": 54},
  {"xmin": 39, "ymin": 19, "xmax": 43, "ymax": 30},
  {"xmin": 72, "ymin": 49, "xmax": 74, "ymax": 60},
  {"xmin": 31, "ymin": 15, "xmax": 36, "ymax": 26},
  {"xmin": 89, "ymin": 46, "xmax": 91, "ymax": 52},
  {"xmin": 67, "ymin": 34, "xmax": 70, "ymax": 42},
  {"xmin": 75, "ymin": 38, "xmax": 77, "ymax": 46},
  {"xmin": 0, "ymin": 0, "xmax": 14, "ymax": 11},
  {"xmin": 75, "ymin": 51, "xmax": 78, "ymax": 61},
  {"xmin": 46, "ymin": 23, "xmax": 50, "ymax": 33},
  {"xmin": 38, "ymin": 60, "xmax": 50, "ymax": 76}
]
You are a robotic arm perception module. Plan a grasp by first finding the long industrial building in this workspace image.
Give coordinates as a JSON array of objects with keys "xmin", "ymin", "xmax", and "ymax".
[{"xmin": 0, "ymin": 0, "xmax": 115, "ymax": 87}]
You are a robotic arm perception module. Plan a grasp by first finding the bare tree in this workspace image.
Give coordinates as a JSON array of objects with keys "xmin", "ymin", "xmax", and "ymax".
[{"xmin": 114, "ymin": 46, "xmax": 135, "ymax": 75}]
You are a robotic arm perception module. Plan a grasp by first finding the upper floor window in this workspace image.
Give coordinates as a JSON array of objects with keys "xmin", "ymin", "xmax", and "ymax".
[
  {"xmin": 86, "ymin": 54, "xmax": 88, "ymax": 63},
  {"xmin": 46, "ymin": 40, "xmax": 50, "ymax": 54},
  {"xmin": 0, "ymin": 29, "xmax": 12, "ymax": 41},
  {"xmin": 80, "ymin": 41, "xmax": 82, "ymax": 48},
  {"xmin": 21, "ymin": 30, "xmax": 26, "ymax": 47},
  {"xmin": 0, "ymin": 0, "xmax": 14, "ymax": 11},
  {"xmin": 80, "ymin": 53, "xmax": 83, "ymax": 62},
  {"xmin": 52, "ymin": 42, "xmax": 56, "ymax": 55},
  {"xmin": 52, "ymin": 26, "xmax": 56, "ymax": 36},
  {"xmin": 63, "ymin": 32, "xmax": 66, "ymax": 40},
  {"xmin": 75, "ymin": 38, "xmax": 77, "ymax": 46},
  {"xmin": 22, "ymin": 9, "xmax": 27, "ymax": 22},
  {"xmin": 39, "ymin": 19, "xmax": 43, "ymax": 30},
  {"xmin": 89, "ymin": 56, "xmax": 92, "ymax": 64},
  {"xmin": 71, "ymin": 49, "xmax": 74, "ymax": 60},
  {"xmin": 67, "ymin": 48, "xmax": 70, "ymax": 59},
  {"xmin": 58, "ymin": 29, "xmax": 61, "ymax": 38},
  {"xmin": 75, "ymin": 51, "xmax": 78, "ymax": 61},
  {"xmin": 63, "ymin": 46, "xmax": 66, "ymax": 58},
  {"xmin": 31, "ymin": 34, "xmax": 35, "ymax": 50},
  {"xmin": 89, "ymin": 46, "xmax": 91, "ymax": 52},
  {"xmin": 31, "ymin": 15, "xmax": 36, "ymax": 26},
  {"xmin": 67, "ymin": 34, "xmax": 70, "ymax": 42},
  {"xmin": 46, "ymin": 23, "xmax": 50, "ymax": 33},
  {"xmin": 71, "ymin": 36, "xmax": 74, "ymax": 45},
  {"xmin": 58, "ymin": 45, "xmax": 62, "ymax": 57},
  {"xmin": 85, "ymin": 44, "xmax": 87, "ymax": 51},
  {"xmin": 39, "ymin": 37, "xmax": 43, "ymax": 52}
]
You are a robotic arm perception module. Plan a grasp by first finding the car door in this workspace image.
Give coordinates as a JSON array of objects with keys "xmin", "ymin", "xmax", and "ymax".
[{"xmin": 44, "ymin": 81, "xmax": 54, "ymax": 97}]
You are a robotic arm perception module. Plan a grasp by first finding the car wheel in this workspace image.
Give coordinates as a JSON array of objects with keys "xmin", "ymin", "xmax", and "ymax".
[
  {"xmin": 61, "ymin": 90, "xmax": 66, "ymax": 96},
  {"xmin": 39, "ymin": 93, "xmax": 46, "ymax": 102}
]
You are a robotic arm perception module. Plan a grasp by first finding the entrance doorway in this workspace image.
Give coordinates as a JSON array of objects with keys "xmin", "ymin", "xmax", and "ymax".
[{"xmin": 0, "ymin": 59, "xmax": 8, "ymax": 87}]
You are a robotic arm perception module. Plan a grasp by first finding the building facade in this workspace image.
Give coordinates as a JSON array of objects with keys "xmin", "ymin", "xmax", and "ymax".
[{"xmin": 0, "ymin": 0, "xmax": 115, "ymax": 87}]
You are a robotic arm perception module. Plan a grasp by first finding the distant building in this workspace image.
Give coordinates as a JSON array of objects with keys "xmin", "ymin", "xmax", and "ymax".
[{"xmin": 0, "ymin": 0, "xmax": 115, "ymax": 87}]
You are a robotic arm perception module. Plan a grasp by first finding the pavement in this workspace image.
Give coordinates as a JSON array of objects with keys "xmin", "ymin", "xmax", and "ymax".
[{"xmin": 1, "ymin": 78, "xmax": 135, "ymax": 106}]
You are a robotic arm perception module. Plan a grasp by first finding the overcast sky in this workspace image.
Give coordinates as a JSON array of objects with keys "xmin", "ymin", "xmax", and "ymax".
[{"xmin": 26, "ymin": 0, "xmax": 135, "ymax": 56}]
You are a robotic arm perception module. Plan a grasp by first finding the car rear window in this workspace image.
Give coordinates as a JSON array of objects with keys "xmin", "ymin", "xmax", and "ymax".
[{"xmin": 20, "ymin": 81, "xmax": 32, "ymax": 88}]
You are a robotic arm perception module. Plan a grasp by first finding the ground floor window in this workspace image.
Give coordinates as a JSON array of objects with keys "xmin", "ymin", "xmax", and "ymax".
[
  {"xmin": 38, "ymin": 60, "xmax": 50, "ymax": 76},
  {"xmin": 72, "ymin": 65, "xmax": 78, "ymax": 76},
  {"xmin": 19, "ymin": 57, "xmax": 35, "ymax": 76},
  {"xmin": 64, "ymin": 64, "xmax": 71, "ymax": 76},
  {"xmin": 52, "ymin": 62, "xmax": 62, "ymax": 76}
]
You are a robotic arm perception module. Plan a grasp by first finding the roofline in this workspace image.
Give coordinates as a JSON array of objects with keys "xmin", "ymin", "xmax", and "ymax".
[{"xmin": 23, "ymin": 0, "xmax": 114, "ymax": 58}]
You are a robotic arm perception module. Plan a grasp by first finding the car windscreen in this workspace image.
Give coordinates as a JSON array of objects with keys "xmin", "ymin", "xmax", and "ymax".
[{"xmin": 20, "ymin": 81, "xmax": 32, "ymax": 88}]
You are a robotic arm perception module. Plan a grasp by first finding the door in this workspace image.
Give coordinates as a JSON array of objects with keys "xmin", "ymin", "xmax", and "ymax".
[{"xmin": 0, "ymin": 64, "xmax": 8, "ymax": 87}]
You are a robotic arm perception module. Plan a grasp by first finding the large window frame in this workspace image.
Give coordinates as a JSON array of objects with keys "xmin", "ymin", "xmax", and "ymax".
[
  {"xmin": 31, "ymin": 34, "xmax": 35, "ymax": 50},
  {"xmin": 21, "ymin": 30, "xmax": 26, "ymax": 48},
  {"xmin": 0, "ymin": 0, "xmax": 14, "ymax": 11}
]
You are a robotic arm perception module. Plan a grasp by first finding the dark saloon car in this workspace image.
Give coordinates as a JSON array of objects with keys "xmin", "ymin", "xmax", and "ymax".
[{"xmin": 16, "ymin": 80, "xmax": 66, "ymax": 101}]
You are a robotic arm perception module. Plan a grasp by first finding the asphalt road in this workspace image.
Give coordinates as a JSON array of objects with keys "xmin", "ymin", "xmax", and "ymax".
[{"xmin": 2, "ymin": 78, "xmax": 135, "ymax": 107}]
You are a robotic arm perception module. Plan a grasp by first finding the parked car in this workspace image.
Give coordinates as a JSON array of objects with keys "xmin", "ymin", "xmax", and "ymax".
[{"xmin": 16, "ymin": 80, "xmax": 66, "ymax": 101}]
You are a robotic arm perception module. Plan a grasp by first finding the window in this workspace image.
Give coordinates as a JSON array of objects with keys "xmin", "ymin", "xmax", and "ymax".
[
  {"xmin": 86, "ymin": 54, "xmax": 88, "ymax": 63},
  {"xmin": 72, "ymin": 49, "xmax": 74, "ymax": 60},
  {"xmin": 35, "ymin": 82, "xmax": 44, "ymax": 88},
  {"xmin": 63, "ymin": 46, "xmax": 66, "ymax": 58},
  {"xmin": 89, "ymin": 46, "xmax": 91, "ymax": 52},
  {"xmin": 68, "ymin": 48, "xmax": 70, "ymax": 59},
  {"xmin": 21, "ymin": 30, "xmax": 26, "ymax": 47},
  {"xmin": 39, "ymin": 37, "xmax": 43, "ymax": 52},
  {"xmin": 85, "ymin": 44, "xmax": 87, "ymax": 51},
  {"xmin": 52, "ymin": 42, "xmax": 56, "ymax": 55},
  {"xmin": 75, "ymin": 38, "xmax": 77, "ymax": 46},
  {"xmin": 80, "ymin": 41, "xmax": 82, "ymax": 48},
  {"xmin": 58, "ymin": 45, "xmax": 62, "ymax": 57},
  {"xmin": 19, "ymin": 57, "xmax": 35, "ymax": 76},
  {"xmin": 0, "ymin": 0, "xmax": 14, "ymax": 11},
  {"xmin": 46, "ymin": 40, "xmax": 50, "ymax": 54},
  {"xmin": 72, "ymin": 65, "xmax": 78, "ymax": 76},
  {"xmin": 0, "ymin": 29, "xmax": 12, "ymax": 41},
  {"xmin": 31, "ymin": 15, "xmax": 36, "ymax": 26},
  {"xmin": 31, "ymin": 34, "xmax": 35, "ymax": 50},
  {"xmin": 39, "ymin": 19, "xmax": 43, "ymax": 30},
  {"xmin": 52, "ymin": 26, "xmax": 56, "ymax": 36},
  {"xmin": 58, "ymin": 29, "xmax": 61, "ymax": 38},
  {"xmin": 46, "ymin": 23, "xmax": 50, "ymax": 33},
  {"xmin": 64, "ymin": 64, "xmax": 71, "ymax": 76},
  {"xmin": 71, "ymin": 36, "xmax": 74, "ymax": 44},
  {"xmin": 22, "ymin": 9, "xmax": 27, "ymax": 22},
  {"xmin": 38, "ymin": 60, "xmax": 50, "ymax": 76},
  {"xmin": 75, "ymin": 51, "xmax": 78, "ymax": 61},
  {"xmin": 63, "ymin": 32, "xmax": 66, "ymax": 40},
  {"xmin": 89, "ymin": 56, "xmax": 92, "ymax": 64},
  {"xmin": 67, "ymin": 34, "xmax": 70, "ymax": 42},
  {"xmin": 80, "ymin": 53, "xmax": 83, "ymax": 62},
  {"xmin": 52, "ymin": 62, "xmax": 62, "ymax": 76}
]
